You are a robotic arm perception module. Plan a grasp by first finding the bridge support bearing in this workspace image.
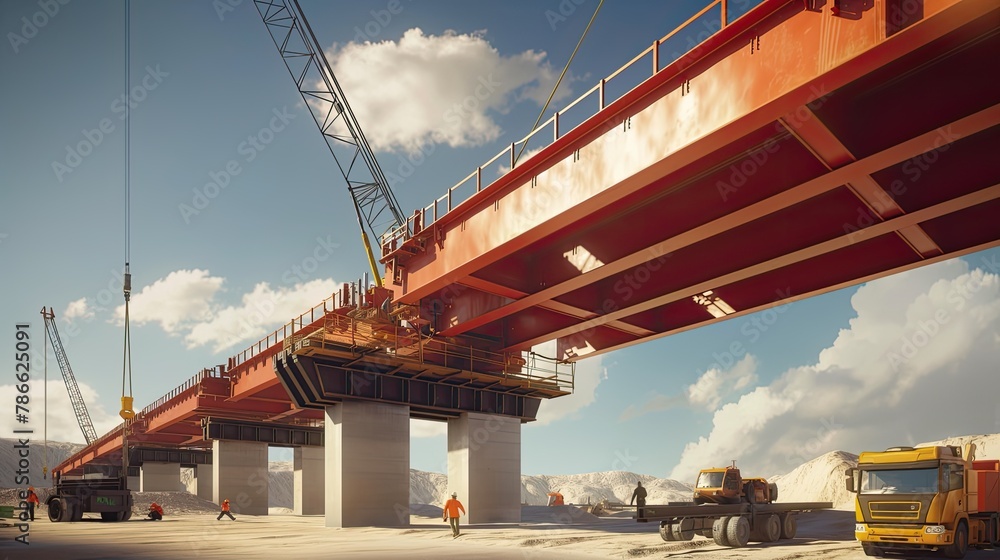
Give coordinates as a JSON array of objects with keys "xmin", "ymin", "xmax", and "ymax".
[
  {"xmin": 294, "ymin": 446, "xmax": 325, "ymax": 515},
  {"xmin": 324, "ymin": 401, "xmax": 410, "ymax": 527},
  {"xmin": 140, "ymin": 462, "xmax": 183, "ymax": 492},
  {"xmin": 448, "ymin": 412, "xmax": 521, "ymax": 523},
  {"xmin": 212, "ymin": 440, "xmax": 269, "ymax": 515},
  {"xmin": 195, "ymin": 463, "xmax": 214, "ymax": 502}
]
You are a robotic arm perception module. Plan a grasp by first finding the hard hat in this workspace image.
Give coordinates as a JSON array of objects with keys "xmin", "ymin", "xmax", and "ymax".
[
  {"xmin": 223, "ymin": 498, "xmax": 229, "ymax": 502},
  {"xmin": 451, "ymin": 492, "xmax": 457, "ymax": 498},
  {"xmin": 28, "ymin": 486, "xmax": 34, "ymax": 491}
]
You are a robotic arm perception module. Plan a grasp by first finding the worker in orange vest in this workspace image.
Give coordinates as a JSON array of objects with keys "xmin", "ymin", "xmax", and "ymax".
[
  {"xmin": 216, "ymin": 498, "xmax": 236, "ymax": 521},
  {"xmin": 147, "ymin": 502, "xmax": 164, "ymax": 521},
  {"xmin": 442, "ymin": 492, "xmax": 466, "ymax": 538},
  {"xmin": 25, "ymin": 487, "xmax": 39, "ymax": 521}
]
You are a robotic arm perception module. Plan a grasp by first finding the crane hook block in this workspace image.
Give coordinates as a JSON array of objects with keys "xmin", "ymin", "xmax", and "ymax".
[
  {"xmin": 120, "ymin": 396, "xmax": 135, "ymax": 420},
  {"xmin": 123, "ymin": 272, "xmax": 132, "ymax": 295}
]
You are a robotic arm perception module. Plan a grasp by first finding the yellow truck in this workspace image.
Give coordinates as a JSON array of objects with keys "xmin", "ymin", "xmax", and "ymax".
[{"xmin": 846, "ymin": 444, "xmax": 999, "ymax": 558}]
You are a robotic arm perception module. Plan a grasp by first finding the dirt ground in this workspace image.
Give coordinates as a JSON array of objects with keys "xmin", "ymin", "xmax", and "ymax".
[{"xmin": 1, "ymin": 507, "xmax": 996, "ymax": 559}]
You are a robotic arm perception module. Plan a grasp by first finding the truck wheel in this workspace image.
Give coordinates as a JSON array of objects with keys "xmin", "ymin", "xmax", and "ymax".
[
  {"xmin": 861, "ymin": 542, "xmax": 885, "ymax": 557},
  {"xmin": 672, "ymin": 518, "xmax": 694, "ymax": 541},
  {"xmin": 768, "ymin": 482, "xmax": 778, "ymax": 502},
  {"xmin": 712, "ymin": 517, "xmax": 731, "ymax": 547},
  {"xmin": 122, "ymin": 508, "xmax": 132, "ymax": 521},
  {"xmin": 743, "ymin": 482, "xmax": 756, "ymax": 504},
  {"xmin": 659, "ymin": 522, "xmax": 676, "ymax": 541},
  {"xmin": 47, "ymin": 499, "xmax": 65, "ymax": 522},
  {"xmin": 779, "ymin": 513, "xmax": 797, "ymax": 539},
  {"xmin": 726, "ymin": 515, "xmax": 750, "ymax": 548},
  {"xmin": 69, "ymin": 500, "xmax": 83, "ymax": 522},
  {"xmin": 761, "ymin": 514, "xmax": 781, "ymax": 542},
  {"xmin": 943, "ymin": 521, "xmax": 968, "ymax": 559}
]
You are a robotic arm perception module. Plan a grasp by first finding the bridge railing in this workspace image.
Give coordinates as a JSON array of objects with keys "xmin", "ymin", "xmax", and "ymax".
[
  {"xmin": 138, "ymin": 366, "xmax": 227, "ymax": 417},
  {"xmin": 381, "ymin": 0, "xmax": 764, "ymax": 253}
]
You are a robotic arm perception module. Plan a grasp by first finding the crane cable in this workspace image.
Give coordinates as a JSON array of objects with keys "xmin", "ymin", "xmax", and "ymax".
[
  {"xmin": 120, "ymin": 0, "xmax": 135, "ymax": 422},
  {"xmin": 513, "ymin": 0, "xmax": 604, "ymax": 167}
]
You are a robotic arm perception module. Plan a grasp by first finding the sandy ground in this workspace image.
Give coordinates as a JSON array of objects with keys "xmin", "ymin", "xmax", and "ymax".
[{"xmin": 3, "ymin": 506, "xmax": 997, "ymax": 560}]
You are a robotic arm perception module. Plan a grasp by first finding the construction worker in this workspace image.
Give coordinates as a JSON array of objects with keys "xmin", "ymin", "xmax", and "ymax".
[
  {"xmin": 25, "ymin": 487, "xmax": 39, "ymax": 521},
  {"xmin": 147, "ymin": 502, "xmax": 164, "ymax": 521},
  {"xmin": 216, "ymin": 498, "xmax": 236, "ymax": 521},
  {"xmin": 630, "ymin": 480, "xmax": 647, "ymax": 518},
  {"xmin": 442, "ymin": 492, "xmax": 466, "ymax": 538}
]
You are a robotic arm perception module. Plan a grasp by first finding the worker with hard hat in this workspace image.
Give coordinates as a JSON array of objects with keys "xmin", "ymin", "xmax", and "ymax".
[
  {"xmin": 442, "ymin": 492, "xmax": 466, "ymax": 538},
  {"xmin": 25, "ymin": 487, "xmax": 39, "ymax": 521},
  {"xmin": 216, "ymin": 498, "xmax": 236, "ymax": 521},
  {"xmin": 147, "ymin": 502, "xmax": 164, "ymax": 521}
]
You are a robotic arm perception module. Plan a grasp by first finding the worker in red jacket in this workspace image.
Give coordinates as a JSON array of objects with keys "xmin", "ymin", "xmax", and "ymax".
[
  {"xmin": 25, "ymin": 487, "xmax": 39, "ymax": 521},
  {"xmin": 442, "ymin": 492, "xmax": 466, "ymax": 538},
  {"xmin": 147, "ymin": 502, "xmax": 164, "ymax": 521},
  {"xmin": 217, "ymin": 498, "xmax": 236, "ymax": 521}
]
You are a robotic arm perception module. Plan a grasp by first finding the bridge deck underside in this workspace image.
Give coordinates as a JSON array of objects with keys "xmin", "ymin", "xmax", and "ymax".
[{"xmin": 392, "ymin": 2, "xmax": 1000, "ymax": 361}]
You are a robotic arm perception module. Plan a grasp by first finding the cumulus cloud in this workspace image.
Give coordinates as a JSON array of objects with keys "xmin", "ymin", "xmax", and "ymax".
[
  {"xmin": 113, "ymin": 269, "xmax": 341, "ymax": 353},
  {"xmin": 618, "ymin": 354, "xmax": 758, "ymax": 421},
  {"xmin": 326, "ymin": 28, "xmax": 573, "ymax": 154},
  {"xmin": 667, "ymin": 256, "xmax": 1000, "ymax": 483},
  {"xmin": 63, "ymin": 297, "xmax": 95, "ymax": 322},
  {"xmin": 0, "ymin": 380, "xmax": 119, "ymax": 445},
  {"xmin": 533, "ymin": 341, "xmax": 606, "ymax": 426}
]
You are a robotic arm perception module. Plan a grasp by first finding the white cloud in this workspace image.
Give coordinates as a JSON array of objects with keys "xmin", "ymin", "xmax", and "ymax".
[
  {"xmin": 113, "ymin": 269, "xmax": 341, "ymax": 354},
  {"xmin": 618, "ymin": 354, "xmax": 759, "ymax": 421},
  {"xmin": 0, "ymin": 380, "xmax": 119, "ymax": 445},
  {"xmin": 411, "ymin": 419, "xmax": 447, "ymax": 438},
  {"xmin": 327, "ymin": 28, "xmax": 573, "ymax": 154},
  {"xmin": 667, "ymin": 257, "xmax": 1000, "ymax": 482},
  {"xmin": 533, "ymin": 341, "xmax": 606, "ymax": 426},
  {"xmin": 687, "ymin": 354, "xmax": 758, "ymax": 410},
  {"xmin": 184, "ymin": 278, "xmax": 339, "ymax": 352},
  {"xmin": 63, "ymin": 297, "xmax": 95, "ymax": 322}
]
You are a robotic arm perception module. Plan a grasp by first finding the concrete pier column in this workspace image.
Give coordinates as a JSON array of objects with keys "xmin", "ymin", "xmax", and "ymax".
[
  {"xmin": 448, "ymin": 412, "xmax": 521, "ymax": 523},
  {"xmin": 140, "ymin": 462, "xmax": 183, "ymax": 492},
  {"xmin": 195, "ymin": 463, "xmax": 214, "ymax": 502},
  {"xmin": 127, "ymin": 475, "xmax": 140, "ymax": 492},
  {"xmin": 212, "ymin": 441, "xmax": 269, "ymax": 515},
  {"xmin": 325, "ymin": 401, "xmax": 409, "ymax": 527},
  {"xmin": 294, "ymin": 446, "xmax": 325, "ymax": 515}
]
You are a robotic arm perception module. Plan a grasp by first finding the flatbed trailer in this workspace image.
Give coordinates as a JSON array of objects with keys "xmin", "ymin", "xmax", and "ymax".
[
  {"xmin": 46, "ymin": 474, "xmax": 133, "ymax": 522},
  {"xmin": 637, "ymin": 501, "xmax": 833, "ymax": 548}
]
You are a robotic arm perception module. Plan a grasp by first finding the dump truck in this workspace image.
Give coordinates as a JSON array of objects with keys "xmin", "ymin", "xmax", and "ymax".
[
  {"xmin": 693, "ymin": 462, "xmax": 779, "ymax": 504},
  {"xmin": 46, "ymin": 472, "xmax": 133, "ymax": 522},
  {"xmin": 846, "ymin": 443, "xmax": 999, "ymax": 558}
]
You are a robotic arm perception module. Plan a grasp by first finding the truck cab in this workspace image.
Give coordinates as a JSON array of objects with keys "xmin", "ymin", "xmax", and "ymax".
[
  {"xmin": 694, "ymin": 464, "xmax": 777, "ymax": 505},
  {"xmin": 846, "ymin": 444, "xmax": 999, "ymax": 558}
]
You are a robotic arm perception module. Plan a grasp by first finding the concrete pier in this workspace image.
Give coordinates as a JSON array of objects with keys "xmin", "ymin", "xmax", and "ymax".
[
  {"xmin": 324, "ymin": 401, "xmax": 409, "ymax": 527},
  {"xmin": 448, "ymin": 412, "xmax": 521, "ymax": 523},
  {"xmin": 195, "ymin": 463, "xmax": 214, "ymax": 502},
  {"xmin": 294, "ymin": 446, "xmax": 324, "ymax": 515},
  {"xmin": 212, "ymin": 440, "xmax": 269, "ymax": 515},
  {"xmin": 140, "ymin": 462, "xmax": 183, "ymax": 492}
]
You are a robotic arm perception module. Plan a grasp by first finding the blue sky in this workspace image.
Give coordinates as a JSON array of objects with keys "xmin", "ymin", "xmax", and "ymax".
[{"xmin": 3, "ymin": 0, "xmax": 999, "ymax": 482}]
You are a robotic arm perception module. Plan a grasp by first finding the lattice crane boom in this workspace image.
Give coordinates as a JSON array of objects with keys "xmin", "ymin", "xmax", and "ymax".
[
  {"xmin": 41, "ymin": 307, "xmax": 98, "ymax": 445},
  {"xmin": 253, "ymin": 0, "xmax": 406, "ymax": 286}
]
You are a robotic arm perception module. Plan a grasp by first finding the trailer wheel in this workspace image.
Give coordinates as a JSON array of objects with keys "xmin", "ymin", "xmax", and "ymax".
[
  {"xmin": 943, "ymin": 521, "xmax": 968, "ymax": 559},
  {"xmin": 69, "ymin": 500, "xmax": 83, "ymax": 522},
  {"xmin": 47, "ymin": 498, "xmax": 66, "ymax": 522},
  {"xmin": 672, "ymin": 518, "xmax": 694, "ymax": 541},
  {"xmin": 712, "ymin": 517, "xmax": 731, "ymax": 547},
  {"xmin": 726, "ymin": 515, "xmax": 750, "ymax": 548},
  {"xmin": 779, "ymin": 513, "xmax": 797, "ymax": 539},
  {"xmin": 760, "ymin": 514, "xmax": 781, "ymax": 542},
  {"xmin": 122, "ymin": 508, "xmax": 132, "ymax": 521},
  {"xmin": 659, "ymin": 522, "xmax": 676, "ymax": 541},
  {"xmin": 861, "ymin": 542, "xmax": 885, "ymax": 557}
]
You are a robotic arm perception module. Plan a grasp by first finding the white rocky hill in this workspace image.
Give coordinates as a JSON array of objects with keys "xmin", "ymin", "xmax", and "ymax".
[{"xmin": 770, "ymin": 450, "xmax": 858, "ymax": 509}]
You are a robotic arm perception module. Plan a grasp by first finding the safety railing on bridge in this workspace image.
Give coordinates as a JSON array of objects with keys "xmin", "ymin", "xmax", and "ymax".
[
  {"xmin": 380, "ymin": 0, "xmax": 766, "ymax": 254},
  {"xmin": 286, "ymin": 313, "xmax": 575, "ymax": 393}
]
